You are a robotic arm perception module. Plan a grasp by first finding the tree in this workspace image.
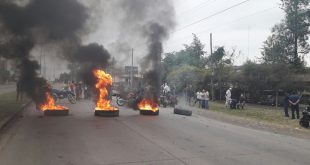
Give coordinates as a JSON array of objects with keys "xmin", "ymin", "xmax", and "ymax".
[
  {"xmin": 262, "ymin": 0, "xmax": 310, "ymax": 72},
  {"xmin": 183, "ymin": 34, "xmax": 207, "ymax": 68},
  {"xmin": 208, "ymin": 47, "xmax": 234, "ymax": 100},
  {"xmin": 261, "ymin": 22, "xmax": 292, "ymax": 64},
  {"xmin": 0, "ymin": 69, "xmax": 10, "ymax": 83},
  {"xmin": 161, "ymin": 34, "xmax": 207, "ymax": 84},
  {"xmin": 166, "ymin": 65, "xmax": 210, "ymax": 93}
]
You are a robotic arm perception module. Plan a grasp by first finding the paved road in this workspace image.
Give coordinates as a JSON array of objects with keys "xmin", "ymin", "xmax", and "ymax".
[
  {"xmin": 0, "ymin": 84, "xmax": 15, "ymax": 95},
  {"xmin": 0, "ymin": 100, "xmax": 310, "ymax": 165}
]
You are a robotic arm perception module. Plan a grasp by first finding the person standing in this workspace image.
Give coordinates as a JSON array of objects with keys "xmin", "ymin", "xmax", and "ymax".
[
  {"xmin": 225, "ymin": 87, "xmax": 232, "ymax": 108},
  {"xmin": 204, "ymin": 90, "xmax": 209, "ymax": 110},
  {"xmin": 195, "ymin": 90, "xmax": 202, "ymax": 108},
  {"xmin": 16, "ymin": 80, "xmax": 23, "ymax": 101},
  {"xmin": 289, "ymin": 91, "xmax": 301, "ymax": 119},
  {"xmin": 283, "ymin": 92, "xmax": 290, "ymax": 117},
  {"xmin": 187, "ymin": 85, "xmax": 194, "ymax": 105}
]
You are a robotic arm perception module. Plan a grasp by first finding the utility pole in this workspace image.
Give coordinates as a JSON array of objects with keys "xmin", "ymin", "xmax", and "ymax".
[
  {"xmin": 210, "ymin": 33, "xmax": 214, "ymax": 101},
  {"xmin": 131, "ymin": 48, "xmax": 134, "ymax": 89}
]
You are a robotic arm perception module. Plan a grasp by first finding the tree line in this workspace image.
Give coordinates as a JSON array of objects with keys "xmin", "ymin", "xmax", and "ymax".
[{"xmin": 161, "ymin": 0, "xmax": 310, "ymax": 105}]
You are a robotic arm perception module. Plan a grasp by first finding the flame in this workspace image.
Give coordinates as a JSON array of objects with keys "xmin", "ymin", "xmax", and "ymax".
[
  {"xmin": 138, "ymin": 99, "xmax": 159, "ymax": 112},
  {"xmin": 93, "ymin": 69, "xmax": 117, "ymax": 111},
  {"xmin": 40, "ymin": 92, "xmax": 67, "ymax": 111}
]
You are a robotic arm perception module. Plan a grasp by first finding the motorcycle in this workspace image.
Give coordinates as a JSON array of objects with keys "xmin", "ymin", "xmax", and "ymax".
[
  {"xmin": 116, "ymin": 92, "xmax": 140, "ymax": 110},
  {"xmin": 52, "ymin": 89, "xmax": 76, "ymax": 104},
  {"xmin": 160, "ymin": 92, "xmax": 178, "ymax": 108},
  {"xmin": 300, "ymin": 107, "xmax": 310, "ymax": 128}
]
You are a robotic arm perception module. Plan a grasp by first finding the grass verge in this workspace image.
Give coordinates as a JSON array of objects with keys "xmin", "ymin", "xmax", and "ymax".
[
  {"xmin": 208, "ymin": 101, "xmax": 303, "ymax": 128},
  {"xmin": 0, "ymin": 92, "xmax": 29, "ymax": 121}
]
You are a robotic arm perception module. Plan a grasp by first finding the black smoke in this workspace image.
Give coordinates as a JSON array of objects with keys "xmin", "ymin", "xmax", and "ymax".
[
  {"xmin": 0, "ymin": 0, "xmax": 111, "ymax": 105},
  {"xmin": 118, "ymin": 0, "xmax": 176, "ymax": 103}
]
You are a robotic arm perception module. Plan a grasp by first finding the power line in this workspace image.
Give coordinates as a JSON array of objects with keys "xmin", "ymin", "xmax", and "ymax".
[
  {"xmin": 177, "ymin": 0, "xmax": 217, "ymax": 16},
  {"xmin": 133, "ymin": 0, "xmax": 252, "ymax": 50},
  {"xmin": 165, "ymin": 6, "xmax": 277, "ymax": 50},
  {"xmin": 174, "ymin": 0, "xmax": 251, "ymax": 32}
]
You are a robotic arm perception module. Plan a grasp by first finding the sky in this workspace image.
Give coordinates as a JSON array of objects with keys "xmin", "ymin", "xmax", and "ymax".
[
  {"xmin": 36, "ymin": 0, "xmax": 306, "ymax": 80},
  {"xmin": 164, "ymin": 0, "xmax": 285, "ymax": 65}
]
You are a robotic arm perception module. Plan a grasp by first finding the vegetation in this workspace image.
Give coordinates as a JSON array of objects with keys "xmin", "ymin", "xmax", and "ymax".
[
  {"xmin": 162, "ymin": 0, "xmax": 310, "ymax": 104},
  {"xmin": 0, "ymin": 92, "xmax": 29, "ymax": 121},
  {"xmin": 261, "ymin": 0, "xmax": 310, "ymax": 72},
  {"xmin": 0, "ymin": 69, "xmax": 10, "ymax": 84}
]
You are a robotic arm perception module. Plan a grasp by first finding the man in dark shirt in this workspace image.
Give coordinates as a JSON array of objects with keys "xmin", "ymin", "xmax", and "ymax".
[
  {"xmin": 283, "ymin": 92, "xmax": 290, "ymax": 117},
  {"xmin": 289, "ymin": 91, "xmax": 300, "ymax": 119}
]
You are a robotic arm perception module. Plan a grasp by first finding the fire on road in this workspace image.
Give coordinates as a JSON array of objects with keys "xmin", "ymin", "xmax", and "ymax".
[{"xmin": 0, "ymin": 100, "xmax": 310, "ymax": 165}]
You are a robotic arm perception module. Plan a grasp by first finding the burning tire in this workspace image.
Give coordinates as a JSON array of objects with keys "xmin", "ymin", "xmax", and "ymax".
[
  {"xmin": 44, "ymin": 109, "xmax": 69, "ymax": 116},
  {"xmin": 140, "ymin": 110, "xmax": 159, "ymax": 116},
  {"xmin": 174, "ymin": 108, "xmax": 192, "ymax": 116},
  {"xmin": 95, "ymin": 110, "xmax": 119, "ymax": 117}
]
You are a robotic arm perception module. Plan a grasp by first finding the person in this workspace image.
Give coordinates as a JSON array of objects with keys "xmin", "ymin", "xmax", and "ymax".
[
  {"xmin": 204, "ymin": 90, "xmax": 209, "ymax": 110},
  {"xmin": 283, "ymin": 92, "xmax": 290, "ymax": 117},
  {"xmin": 195, "ymin": 90, "xmax": 202, "ymax": 108},
  {"xmin": 225, "ymin": 87, "xmax": 232, "ymax": 108},
  {"xmin": 237, "ymin": 94, "xmax": 246, "ymax": 109},
  {"xmin": 16, "ymin": 79, "xmax": 23, "ymax": 101},
  {"xmin": 163, "ymin": 83, "xmax": 171, "ymax": 95},
  {"xmin": 69, "ymin": 81, "xmax": 76, "ymax": 95},
  {"xmin": 186, "ymin": 85, "xmax": 194, "ymax": 105},
  {"xmin": 289, "ymin": 91, "xmax": 301, "ymax": 119}
]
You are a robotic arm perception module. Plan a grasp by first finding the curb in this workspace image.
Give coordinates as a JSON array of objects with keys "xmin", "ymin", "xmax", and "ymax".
[{"xmin": 0, "ymin": 101, "xmax": 32, "ymax": 131}]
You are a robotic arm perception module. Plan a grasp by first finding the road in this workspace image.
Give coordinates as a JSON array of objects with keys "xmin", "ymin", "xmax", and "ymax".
[
  {"xmin": 0, "ymin": 100, "xmax": 310, "ymax": 165},
  {"xmin": 0, "ymin": 84, "xmax": 15, "ymax": 95}
]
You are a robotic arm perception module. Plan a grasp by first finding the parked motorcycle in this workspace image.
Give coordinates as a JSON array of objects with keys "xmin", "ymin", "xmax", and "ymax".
[
  {"xmin": 116, "ymin": 92, "xmax": 140, "ymax": 110},
  {"xmin": 160, "ymin": 93, "xmax": 178, "ymax": 108},
  {"xmin": 52, "ymin": 89, "xmax": 76, "ymax": 104},
  {"xmin": 300, "ymin": 107, "xmax": 310, "ymax": 128}
]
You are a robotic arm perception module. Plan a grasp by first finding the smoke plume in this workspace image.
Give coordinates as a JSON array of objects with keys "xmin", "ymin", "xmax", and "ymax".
[
  {"xmin": 0, "ymin": 0, "xmax": 176, "ymax": 105},
  {"xmin": 0, "ymin": 0, "xmax": 111, "ymax": 104},
  {"xmin": 118, "ymin": 0, "xmax": 176, "ymax": 101}
]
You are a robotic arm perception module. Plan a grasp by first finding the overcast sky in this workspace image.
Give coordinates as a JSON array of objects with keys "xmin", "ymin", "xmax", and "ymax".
[
  {"xmin": 41, "ymin": 0, "xmax": 307, "ymax": 80},
  {"xmin": 164, "ymin": 0, "xmax": 285, "ymax": 65}
]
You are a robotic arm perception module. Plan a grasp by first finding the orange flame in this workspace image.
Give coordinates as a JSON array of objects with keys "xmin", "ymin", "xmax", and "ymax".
[
  {"xmin": 40, "ymin": 92, "xmax": 67, "ymax": 111},
  {"xmin": 138, "ymin": 99, "xmax": 159, "ymax": 112},
  {"xmin": 93, "ymin": 69, "xmax": 117, "ymax": 111}
]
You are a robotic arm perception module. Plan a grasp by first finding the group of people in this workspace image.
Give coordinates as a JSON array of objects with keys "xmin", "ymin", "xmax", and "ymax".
[
  {"xmin": 184, "ymin": 85, "xmax": 209, "ymax": 109},
  {"xmin": 195, "ymin": 89, "xmax": 209, "ymax": 109},
  {"xmin": 63, "ymin": 81, "xmax": 90, "ymax": 100},
  {"xmin": 225, "ymin": 87, "xmax": 246, "ymax": 109}
]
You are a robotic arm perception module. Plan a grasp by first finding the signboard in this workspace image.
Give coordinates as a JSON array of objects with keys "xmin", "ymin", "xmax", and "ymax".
[{"xmin": 125, "ymin": 66, "xmax": 138, "ymax": 75}]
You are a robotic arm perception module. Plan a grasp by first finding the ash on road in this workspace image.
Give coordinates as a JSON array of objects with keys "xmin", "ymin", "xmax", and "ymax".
[{"xmin": 0, "ymin": 100, "xmax": 310, "ymax": 165}]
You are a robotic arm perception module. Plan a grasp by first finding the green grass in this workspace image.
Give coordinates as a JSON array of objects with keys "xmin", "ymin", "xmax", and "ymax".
[
  {"xmin": 208, "ymin": 101, "xmax": 301, "ymax": 127},
  {"xmin": 0, "ymin": 92, "xmax": 30, "ymax": 121}
]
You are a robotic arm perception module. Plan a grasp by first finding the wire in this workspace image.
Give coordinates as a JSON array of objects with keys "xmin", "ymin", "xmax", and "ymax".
[
  {"xmin": 133, "ymin": 0, "xmax": 251, "ymax": 50},
  {"xmin": 177, "ymin": 0, "xmax": 217, "ymax": 16},
  {"xmin": 164, "ymin": 6, "xmax": 277, "ymax": 51},
  {"xmin": 174, "ymin": 0, "xmax": 251, "ymax": 32}
]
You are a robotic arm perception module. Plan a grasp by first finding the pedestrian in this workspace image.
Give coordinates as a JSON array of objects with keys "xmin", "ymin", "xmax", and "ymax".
[
  {"xmin": 195, "ymin": 90, "xmax": 202, "ymax": 108},
  {"xmin": 204, "ymin": 90, "xmax": 209, "ymax": 110},
  {"xmin": 16, "ymin": 79, "xmax": 23, "ymax": 101},
  {"xmin": 225, "ymin": 87, "xmax": 232, "ymax": 108},
  {"xmin": 69, "ymin": 81, "xmax": 76, "ymax": 95},
  {"xmin": 283, "ymin": 92, "xmax": 290, "ymax": 117},
  {"xmin": 237, "ymin": 94, "xmax": 246, "ymax": 109},
  {"xmin": 289, "ymin": 91, "xmax": 301, "ymax": 119},
  {"xmin": 187, "ymin": 85, "xmax": 194, "ymax": 105}
]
